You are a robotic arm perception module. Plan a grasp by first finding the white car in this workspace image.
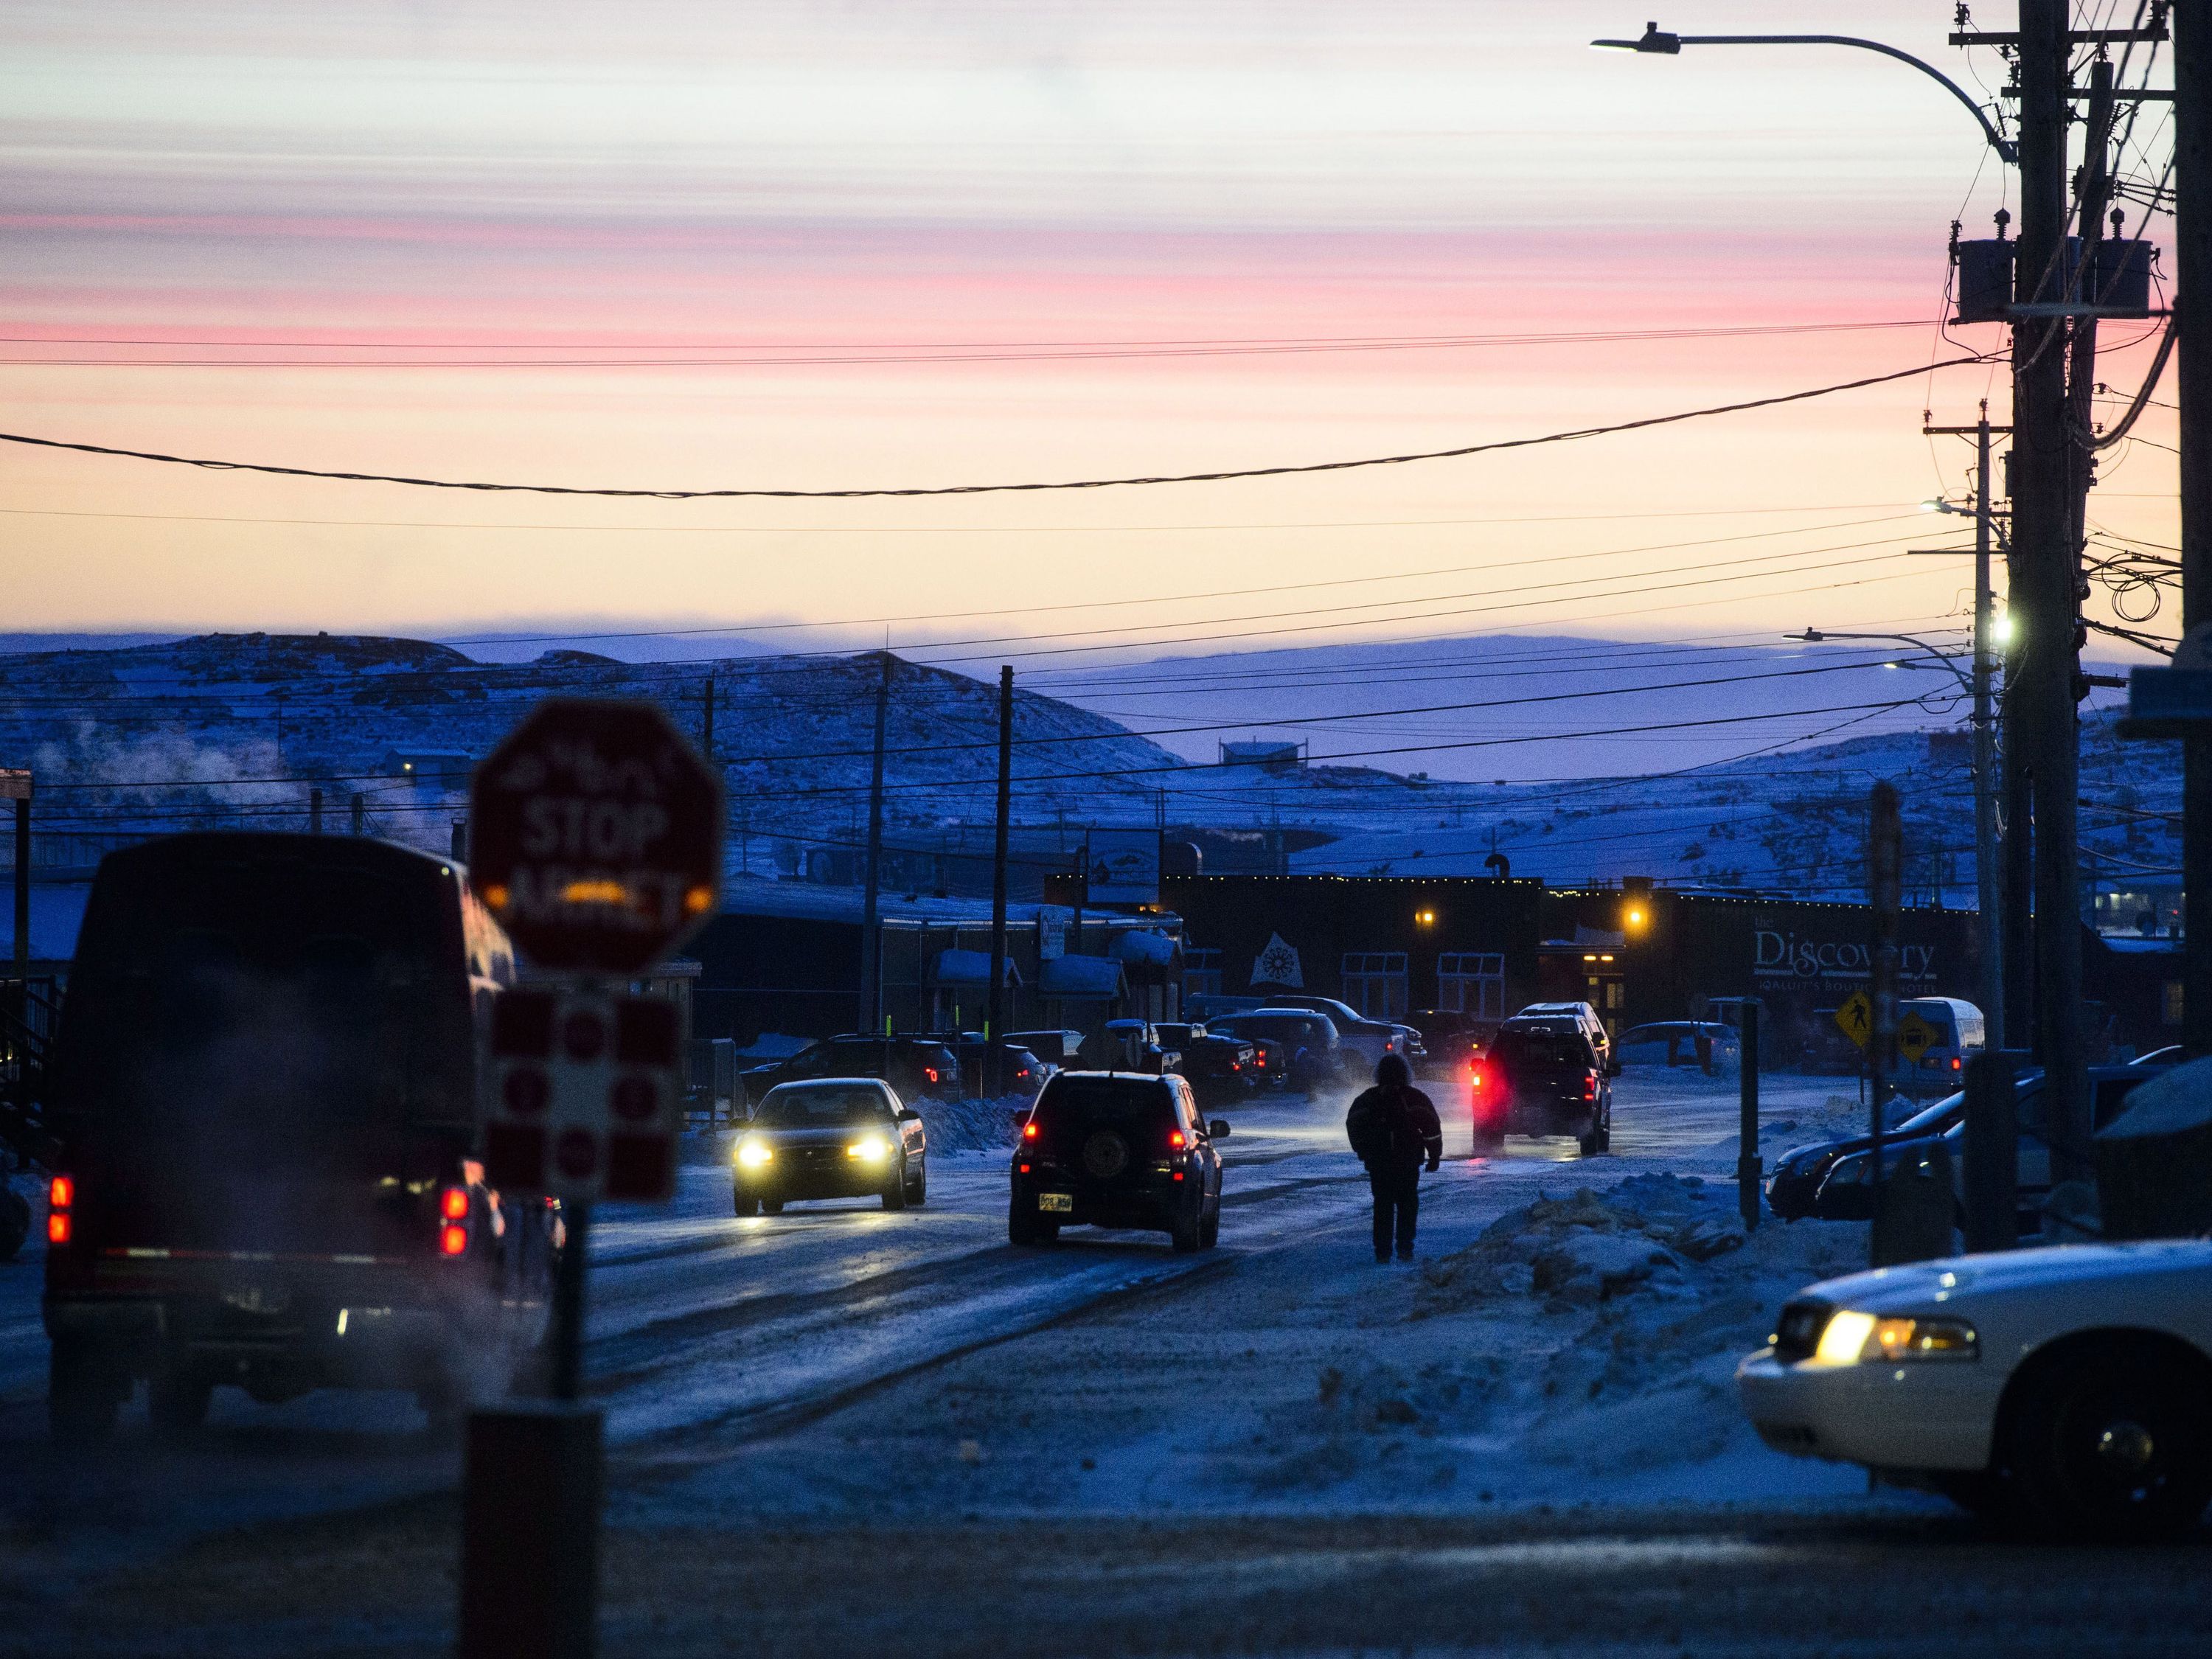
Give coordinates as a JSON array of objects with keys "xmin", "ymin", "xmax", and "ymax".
[{"xmin": 1737, "ymin": 1242, "xmax": 2212, "ymax": 1540}]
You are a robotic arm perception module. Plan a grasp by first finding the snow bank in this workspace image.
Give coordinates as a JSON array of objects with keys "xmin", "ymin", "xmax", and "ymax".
[
  {"xmin": 911, "ymin": 1093, "xmax": 1031, "ymax": 1154},
  {"xmin": 1414, "ymin": 1175, "xmax": 1745, "ymax": 1315}
]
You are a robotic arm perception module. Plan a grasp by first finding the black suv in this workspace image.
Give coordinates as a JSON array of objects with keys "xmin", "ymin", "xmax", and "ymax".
[
  {"xmin": 1472, "ymin": 1016, "xmax": 1613, "ymax": 1158},
  {"xmin": 1009, "ymin": 1071, "xmax": 1228, "ymax": 1252},
  {"xmin": 742, "ymin": 1035, "xmax": 959, "ymax": 1107},
  {"xmin": 1154, "ymin": 1022, "xmax": 1259, "ymax": 1105}
]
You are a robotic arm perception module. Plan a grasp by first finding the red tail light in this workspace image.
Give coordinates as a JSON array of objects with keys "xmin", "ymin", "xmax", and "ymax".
[
  {"xmin": 46, "ymin": 1175, "xmax": 72, "ymax": 1246},
  {"xmin": 1584, "ymin": 1073, "xmax": 1599, "ymax": 1102},
  {"xmin": 1470, "ymin": 1069, "xmax": 1484, "ymax": 1090},
  {"xmin": 1018, "ymin": 1163, "xmax": 1031, "ymax": 1174},
  {"xmin": 440, "ymin": 1223, "xmax": 469, "ymax": 1256},
  {"xmin": 1951, "ymin": 1056, "xmax": 1963, "ymax": 1071},
  {"xmin": 1254, "ymin": 1051, "xmax": 1267, "ymax": 1067},
  {"xmin": 925, "ymin": 1066, "xmax": 940, "ymax": 1084},
  {"xmin": 440, "ymin": 1185, "xmax": 470, "ymax": 1222},
  {"xmin": 1022, "ymin": 1121, "xmax": 1039, "ymax": 1140},
  {"xmin": 1168, "ymin": 1130, "xmax": 1186, "ymax": 1150}
]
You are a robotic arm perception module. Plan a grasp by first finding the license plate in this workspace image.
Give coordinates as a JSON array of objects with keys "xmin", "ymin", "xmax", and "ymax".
[{"xmin": 1037, "ymin": 1192, "xmax": 1074, "ymax": 1213}]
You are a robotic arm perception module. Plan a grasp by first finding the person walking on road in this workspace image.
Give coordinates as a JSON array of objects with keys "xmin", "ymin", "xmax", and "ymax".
[{"xmin": 1345, "ymin": 1053, "xmax": 1442, "ymax": 1263}]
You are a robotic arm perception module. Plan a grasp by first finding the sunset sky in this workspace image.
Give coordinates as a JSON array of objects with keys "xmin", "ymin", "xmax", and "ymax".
[{"xmin": 1, "ymin": 1, "xmax": 2181, "ymax": 664}]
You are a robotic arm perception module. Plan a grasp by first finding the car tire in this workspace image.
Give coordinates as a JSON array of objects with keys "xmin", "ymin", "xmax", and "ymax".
[
  {"xmin": 48, "ymin": 1338, "xmax": 121, "ymax": 1444},
  {"xmin": 760, "ymin": 1199, "xmax": 785, "ymax": 1216},
  {"xmin": 733, "ymin": 1189, "xmax": 759, "ymax": 1218},
  {"xmin": 906, "ymin": 1161, "xmax": 928, "ymax": 1207},
  {"xmin": 147, "ymin": 1366, "xmax": 212, "ymax": 1434},
  {"xmin": 1170, "ymin": 1198, "xmax": 1202, "ymax": 1253},
  {"xmin": 2003, "ymin": 1341, "xmax": 2212, "ymax": 1542},
  {"xmin": 1577, "ymin": 1126, "xmax": 1604, "ymax": 1159},
  {"xmin": 883, "ymin": 1164, "xmax": 908, "ymax": 1211},
  {"xmin": 1471, "ymin": 1127, "xmax": 1504, "ymax": 1157},
  {"xmin": 1929, "ymin": 1470, "xmax": 2004, "ymax": 1517},
  {"xmin": 1200, "ymin": 1203, "xmax": 1220, "ymax": 1250},
  {"xmin": 1008, "ymin": 1201, "xmax": 1057, "ymax": 1247}
]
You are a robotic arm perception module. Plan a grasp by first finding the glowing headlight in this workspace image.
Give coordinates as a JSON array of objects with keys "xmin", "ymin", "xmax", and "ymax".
[
  {"xmin": 1812, "ymin": 1309, "xmax": 1978, "ymax": 1366},
  {"xmin": 736, "ymin": 1138, "xmax": 773, "ymax": 1168},
  {"xmin": 846, "ymin": 1135, "xmax": 891, "ymax": 1161}
]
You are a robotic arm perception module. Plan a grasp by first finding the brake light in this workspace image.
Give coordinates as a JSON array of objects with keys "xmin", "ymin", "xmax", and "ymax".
[
  {"xmin": 440, "ymin": 1185, "xmax": 470, "ymax": 1222},
  {"xmin": 1951, "ymin": 1057, "xmax": 1963, "ymax": 1071},
  {"xmin": 46, "ymin": 1175, "xmax": 72, "ymax": 1245},
  {"xmin": 1254, "ymin": 1051, "xmax": 1267, "ymax": 1067},
  {"xmin": 1023, "ymin": 1121, "xmax": 1039, "ymax": 1140},
  {"xmin": 440, "ymin": 1223, "xmax": 469, "ymax": 1256},
  {"xmin": 1585, "ymin": 1072, "xmax": 1599, "ymax": 1102},
  {"xmin": 925, "ymin": 1067, "xmax": 940, "ymax": 1084},
  {"xmin": 1470, "ymin": 1070, "xmax": 1484, "ymax": 1090},
  {"xmin": 1019, "ymin": 1163, "xmax": 1031, "ymax": 1174},
  {"xmin": 1169, "ymin": 1130, "xmax": 1186, "ymax": 1150}
]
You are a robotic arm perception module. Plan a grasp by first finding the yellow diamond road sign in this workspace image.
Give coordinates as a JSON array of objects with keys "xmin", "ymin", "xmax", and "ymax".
[
  {"xmin": 1897, "ymin": 1012, "xmax": 1939, "ymax": 1064},
  {"xmin": 1834, "ymin": 991, "xmax": 1873, "ymax": 1051}
]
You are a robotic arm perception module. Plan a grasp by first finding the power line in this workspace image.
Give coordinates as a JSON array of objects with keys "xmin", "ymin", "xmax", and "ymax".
[{"xmin": 0, "ymin": 355, "xmax": 1997, "ymax": 499}]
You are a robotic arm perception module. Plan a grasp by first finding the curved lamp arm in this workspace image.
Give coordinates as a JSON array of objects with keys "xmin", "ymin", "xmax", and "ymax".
[{"xmin": 1593, "ymin": 24, "xmax": 2019, "ymax": 164}]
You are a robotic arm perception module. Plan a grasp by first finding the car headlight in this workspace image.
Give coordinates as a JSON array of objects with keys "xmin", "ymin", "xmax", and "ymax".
[
  {"xmin": 846, "ymin": 1135, "xmax": 890, "ymax": 1161},
  {"xmin": 1812, "ymin": 1309, "xmax": 1978, "ymax": 1365},
  {"xmin": 736, "ymin": 1138, "xmax": 773, "ymax": 1168}
]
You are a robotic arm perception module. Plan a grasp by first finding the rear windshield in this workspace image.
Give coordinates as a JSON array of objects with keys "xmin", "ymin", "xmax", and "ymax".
[
  {"xmin": 1034, "ymin": 1075, "xmax": 1175, "ymax": 1132},
  {"xmin": 758, "ymin": 1085, "xmax": 894, "ymax": 1127},
  {"xmin": 1218, "ymin": 1015, "xmax": 1324, "ymax": 1043},
  {"xmin": 1492, "ymin": 1028, "xmax": 1593, "ymax": 1069},
  {"xmin": 59, "ymin": 846, "xmax": 465, "ymax": 1147}
]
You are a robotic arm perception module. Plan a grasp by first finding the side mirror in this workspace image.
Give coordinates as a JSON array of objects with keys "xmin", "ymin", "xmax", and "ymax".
[
  {"xmin": 1606, "ymin": 1060, "xmax": 1623, "ymax": 1078},
  {"xmin": 897, "ymin": 1107, "xmax": 922, "ymax": 1123},
  {"xmin": 1209, "ymin": 1119, "xmax": 1231, "ymax": 1139}
]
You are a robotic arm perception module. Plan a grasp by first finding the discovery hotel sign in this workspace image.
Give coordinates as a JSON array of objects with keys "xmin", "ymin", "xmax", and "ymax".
[{"xmin": 1753, "ymin": 927, "xmax": 1935, "ymax": 987}]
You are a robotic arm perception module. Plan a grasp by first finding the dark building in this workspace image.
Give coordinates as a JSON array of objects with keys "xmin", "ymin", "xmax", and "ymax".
[
  {"xmin": 1160, "ymin": 874, "xmax": 1545, "ymax": 1022},
  {"xmin": 1538, "ymin": 885, "xmax": 1986, "ymax": 1061}
]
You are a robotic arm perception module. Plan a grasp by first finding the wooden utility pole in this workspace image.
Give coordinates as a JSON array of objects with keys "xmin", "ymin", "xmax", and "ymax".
[
  {"xmin": 858, "ymin": 654, "xmax": 892, "ymax": 1034},
  {"xmin": 987, "ymin": 666, "xmax": 1015, "ymax": 1091},
  {"xmin": 2180, "ymin": 3, "xmax": 2212, "ymax": 1056},
  {"xmin": 2014, "ymin": 0, "xmax": 2090, "ymax": 1178}
]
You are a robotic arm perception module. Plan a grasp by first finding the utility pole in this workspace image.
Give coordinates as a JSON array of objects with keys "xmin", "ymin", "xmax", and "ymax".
[
  {"xmin": 859, "ymin": 655, "xmax": 892, "ymax": 1034},
  {"xmin": 987, "ymin": 665, "xmax": 1014, "ymax": 1093},
  {"xmin": 1973, "ymin": 412, "xmax": 2002, "ymax": 1047},
  {"xmin": 2180, "ymin": 1, "xmax": 2212, "ymax": 1056},
  {"xmin": 2013, "ymin": 0, "xmax": 2090, "ymax": 1178},
  {"xmin": 1917, "ymin": 407, "xmax": 2010, "ymax": 1043}
]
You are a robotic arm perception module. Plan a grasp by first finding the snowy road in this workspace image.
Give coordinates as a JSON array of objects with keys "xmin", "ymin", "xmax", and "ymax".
[{"xmin": 16, "ymin": 1066, "xmax": 2194, "ymax": 1658}]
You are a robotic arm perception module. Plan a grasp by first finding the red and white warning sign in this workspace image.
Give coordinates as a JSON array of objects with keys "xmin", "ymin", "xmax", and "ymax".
[{"xmin": 484, "ymin": 985, "xmax": 684, "ymax": 1202}]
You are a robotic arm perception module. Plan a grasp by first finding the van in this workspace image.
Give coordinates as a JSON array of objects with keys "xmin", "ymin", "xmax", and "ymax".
[
  {"xmin": 1899, "ymin": 996, "xmax": 1987, "ymax": 1093},
  {"xmin": 41, "ymin": 833, "xmax": 553, "ymax": 1440}
]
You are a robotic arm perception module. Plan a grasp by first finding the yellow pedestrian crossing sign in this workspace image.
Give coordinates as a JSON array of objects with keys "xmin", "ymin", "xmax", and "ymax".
[
  {"xmin": 1897, "ymin": 1012, "xmax": 1939, "ymax": 1063},
  {"xmin": 1834, "ymin": 991, "xmax": 1873, "ymax": 1050}
]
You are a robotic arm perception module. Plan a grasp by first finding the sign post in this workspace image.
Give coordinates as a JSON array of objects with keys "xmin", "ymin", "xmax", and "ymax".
[{"xmin": 459, "ymin": 699, "xmax": 721, "ymax": 1659}]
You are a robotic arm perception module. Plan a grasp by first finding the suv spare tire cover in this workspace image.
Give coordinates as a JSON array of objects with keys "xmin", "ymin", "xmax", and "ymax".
[{"xmin": 1083, "ymin": 1130, "xmax": 1132, "ymax": 1179}]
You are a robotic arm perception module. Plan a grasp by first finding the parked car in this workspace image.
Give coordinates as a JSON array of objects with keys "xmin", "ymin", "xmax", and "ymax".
[
  {"xmin": 1100, "ymin": 1018, "xmax": 1180, "ymax": 1075},
  {"xmin": 741, "ymin": 1034, "xmax": 959, "ymax": 1107},
  {"xmin": 1810, "ymin": 1064, "xmax": 2164, "ymax": 1233},
  {"xmin": 1259, "ymin": 994, "xmax": 1413, "ymax": 1069},
  {"xmin": 1204, "ymin": 1009, "xmax": 1345, "ymax": 1089},
  {"xmin": 1009, "ymin": 1071, "xmax": 1228, "ymax": 1251},
  {"xmin": 1472, "ymin": 1015, "xmax": 1613, "ymax": 1158},
  {"xmin": 949, "ymin": 1036, "xmax": 1051, "ymax": 1099},
  {"xmin": 1006, "ymin": 1029, "xmax": 1085, "ymax": 1068},
  {"xmin": 1514, "ymin": 1001, "xmax": 1613, "ymax": 1071},
  {"xmin": 1737, "ymin": 1240, "xmax": 2212, "ymax": 1540},
  {"xmin": 1614, "ymin": 1020, "xmax": 1740, "ymax": 1074},
  {"xmin": 1766, "ymin": 1088, "xmax": 1969, "ymax": 1221},
  {"xmin": 733, "ymin": 1079, "xmax": 928, "ymax": 1215},
  {"xmin": 1405, "ymin": 1009, "xmax": 1495, "ymax": 1084},
  {"xmin": 1153, "ymin": 1022, "xmax": 1259, "ymax": 1104},
  {"xmin": 41, "ymin": 832, "xmax": 554, "ymax": 1439}
]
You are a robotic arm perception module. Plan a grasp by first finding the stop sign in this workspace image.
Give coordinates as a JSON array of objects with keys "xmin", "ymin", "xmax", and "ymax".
[{"xmin": 470, "ymin": 698, "xmax": 723, "ymax": 975}]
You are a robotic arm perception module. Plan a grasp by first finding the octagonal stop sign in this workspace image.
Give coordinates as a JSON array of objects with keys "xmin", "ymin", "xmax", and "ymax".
[{"xmin": 470, "ymin": 698, "xmax": 723, "ymax": 975}]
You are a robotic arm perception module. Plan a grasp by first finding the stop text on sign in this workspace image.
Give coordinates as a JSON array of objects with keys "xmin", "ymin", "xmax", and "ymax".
[{"xmin": 470, "ymin": 699, "xmax": 723, "ymax": 976}]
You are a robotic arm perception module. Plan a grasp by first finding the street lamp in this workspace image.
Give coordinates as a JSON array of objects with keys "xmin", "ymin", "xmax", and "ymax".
[
  {"xmin": 1785, "ymin": 628, "xmax": 1973, "ymax": 698},
  {"xmin": 1590, "ymin": 22, "xmax": 2018, "ymax": 164}
]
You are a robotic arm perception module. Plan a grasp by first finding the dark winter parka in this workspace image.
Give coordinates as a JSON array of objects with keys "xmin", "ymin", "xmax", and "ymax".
[{"xmin": 1344, "ymin": 1054, "xmax": 1443, "ymax": 1172}]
